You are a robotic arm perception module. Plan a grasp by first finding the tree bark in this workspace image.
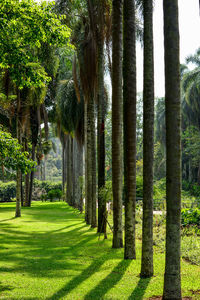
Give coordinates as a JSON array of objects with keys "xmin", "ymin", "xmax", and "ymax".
[
  {"xmin": 141, "ymin": 0, "xmax": 154, "ymax": 277},
  {"xmin": 84, "ymin": 102, "xmax": 88, "ymax": 222},
  {"xmin": 86, "ymin": 96, "xmax": 96, "ymax": 226},
  {"xmin": 163, "ymin": 0, "xmax": 182, "ymax": 299},
  {"xmin": 112, "ymin": 0, "xmax": 123, "ymax": 248},
  {"xmin": 123, "ymin": 0, "xmax": 137, "ymax": 259},
  {"xmin": 15, "ymin": 89, "xmax": 21, "ymax": 217},
  {"xmin": 67, "ymin": 135, "xmax": 73, "ymax": 206},
  {"xmin": 28, "ymin": 144, "xmax": 35, "ymax": 207},
  {"xmin": 97, "ymin": 41, "xmax": 106, "ymax": 234},
  {"xmin": 91, "ymin": 96, "xmax": 97, "ymax": 228}
]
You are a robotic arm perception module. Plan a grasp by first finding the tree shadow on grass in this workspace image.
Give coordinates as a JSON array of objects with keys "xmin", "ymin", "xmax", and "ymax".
[
  {"xmin": 84, "ymin": 259, "xmax": 132, "ymax": 300},
  {"xmin": 0, "ymin": 281, "xmax": 13, "ymax": 292},
  {"xmin": 0, "ymin": 223, "xmax": 97, "ymax": 278},
  {"xmin": 128, "ymin": 277, "xmax": 151, "ymax": 300},
  {"xmin": 0, "ymin": 217, "xmax": 15, "ymax": 223},
  {"xmin": 45, "ymin": 248, "xmax": 124, "ymax": 300}
]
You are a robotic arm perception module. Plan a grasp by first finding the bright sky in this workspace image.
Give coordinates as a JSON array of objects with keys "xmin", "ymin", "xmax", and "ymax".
[{"xmin": 136, "ymin": 0, "xmax": 200, "ymax": 97}]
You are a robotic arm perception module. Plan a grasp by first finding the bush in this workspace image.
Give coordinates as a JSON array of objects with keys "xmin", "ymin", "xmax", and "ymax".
[
  {"xmin": 33, "ymin": 179, "xmax": 62, "ymax": 193},
  {"xmin": 0, "ymin": 181, "xmax": 16, "ymax": 202},
  {"xmin": 47, "ymin": 189, "xmax": 62, "ymax": 202},
  {"xmin": 181, "ymin": 208, "xmax": 200, "ymax": 227}
]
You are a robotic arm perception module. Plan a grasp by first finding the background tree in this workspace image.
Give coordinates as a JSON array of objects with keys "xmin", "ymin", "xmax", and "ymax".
[
  {"xmin": 112, "ymin": 0, "xmax": 123, "ymax": 248},
  {"xmin": 163, "ymin": 0, "xmax": 182, "ymax": 298},
  {"xmin": 141, "ymin": 0, "xmax": 154, "ymax": 277},
  {"xmin": 123, "ymin": 0, "xmax": 137, "ymax": 259}
]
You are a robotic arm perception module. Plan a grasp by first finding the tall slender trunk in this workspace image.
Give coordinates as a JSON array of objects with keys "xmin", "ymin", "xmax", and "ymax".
[
  {"xmin": 72, "ymin": 138, "xmax": 76, "ymax": 208},
  {"xmin": 21, "ymin": 173, "xmax": 24, "ymax": 207},
  {"xmin": 78, "ymin": 144, "xmax": 84, "ymax": 212},
  {"xmin": 15, "ymin": 90, "xmax": 21, "ymax": 217},
  {"xmin": 86, "ymin": 98, "xmax": 93, "ymax": 225},
  {"xmin": 163, "ymin": 0, "xmax": 181, "ymax": 299},
  {"xmin": 112, "ymin": 0, "xmax": 123, "ymax": 248},
  {"xmin": 123, "ymin": 0, "xmax": 137, "ymax": 259},
  {"xmin": 28, "ymin": 144, "xmax": 35, "ymax": 207},
  {"xmin": 84, "ymin": 102, "xmax": 88, "ymax": 222},
  {"xmin": 97, "ymin": 42, "xmax": 106, "ymax": 234},
  {"xmin": 24, "ymin": 134, "xmax": 29, "ymax": 206},
  {"xmin": 62, "ymin": 137, "xmax": 66, "ymax": 194},
  {"xmin": 141, "ymin": 0, "xmax": 154, "ymax": 277},
  {"xmin": 91, "ymin": 95, "xmax": 97, "ymax": 228},
  {"xmin": 64, "ymin": 137, "xmax": 68, "ymax": 201},
  {"xmin": 67, "ymin": 135, "xmax": 73, "ymax": 205},
  {"xmin": 73, "ymin": 139, "xmax": 83, "ymax": 211},
  {"xmin": 25, "ymin": 173, "xmax": 30, "ymax": 206}
]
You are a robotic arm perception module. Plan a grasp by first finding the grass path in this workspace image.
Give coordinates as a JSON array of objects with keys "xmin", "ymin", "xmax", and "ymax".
[{"xmin": 0, "ymin": 202, "xmax": 199, "ymax": 300}]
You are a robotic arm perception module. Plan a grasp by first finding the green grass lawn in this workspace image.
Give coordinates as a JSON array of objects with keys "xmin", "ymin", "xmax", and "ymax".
[{"xmin": 0, "ymin": 202, "xmax": 199, "ymax": 300}]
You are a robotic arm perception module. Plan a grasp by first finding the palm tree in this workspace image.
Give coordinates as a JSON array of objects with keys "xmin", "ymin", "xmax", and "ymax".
[
  {"xmin": 56, "ymin": 79, "xmax": 84, "ymax": 211},
  {"xmin": 112, "ymin": 0, "xmax": 123, "ymax": 248},
  {"xmin": 123, "ymin": 0, "xmax": 137, "ymax": 258},
  {"xmin": 141, "ymin": 0, "xmax": 154, "ymax": 277},
  {"xmin": 73, "ymin": 17, "xmax": 97, "ymax": 227},
  {"xmin": 163, "ymin": 0, "xmax": 182, "ymax": 298}
]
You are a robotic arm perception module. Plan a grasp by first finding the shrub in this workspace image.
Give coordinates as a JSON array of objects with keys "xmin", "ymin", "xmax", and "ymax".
[
  {"xmin": 33, "ymin": 179, "xmax": 62, "ymax": 193},
  {"xmin": 181, "ymin": 208, "xmax": 200, "ymax": 227},
  {"xmin": 0, "ymin": 181, "xmax": 16, "ymax": 202},
  {"xmin": 47, "ymin": 189, "xmax": 63, "ymax": 202}
]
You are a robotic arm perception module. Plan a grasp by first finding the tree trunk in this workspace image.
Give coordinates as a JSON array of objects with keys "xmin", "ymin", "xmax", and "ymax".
[
  {"xmin": 123, "ymin": 0, "xmax": 137, "ymax": 259},
  {"xmin": 141, "ymin": 0, "xmax": 154, "ymax": 277},
  {"xmin": 112, "ymin": 0, "xmax": 123, "ymax": 248},
  {"xmin": 85, "ymin": 97, "xmax": 96, "ymax": 225},
  {"xmin": 84, "ymin": 102, "xmax": 88, "ymax": 222},
  {"xmin": 91, "ymin": 96, "xmax": 97, "ymax": 228},
  {"xmin": 15, "ymin": 169, "xmax": 21, "ymax": 217},
  {"xmin": 24, "ymin": 134, "xmax": 29, "ymax": 207},
  {"xmin": 67, "ymin": 135, "xmax": 73, "ymax": 206},
  {"xmin": 21, "ymin": 173, "xmax": 24, "ymax": 207},
  {"xmin": 62, "ymin": 138, "xmax": 66, "ymax": 194},
  {"xmin": 163, "ymin": 0, "xmax": 182, "ymax": 299},
  {"xmin": 97, "ymin": 41, "xmax": 106, "ymax": 234},
  {"xmin": 28, "ymin": 144, "xmax": 36, "ymax": 207},
  {"xmin": 73, "ymin": 139, "xmax": 84, "ymax": 211},
  {"xmin": 24, "ymin": 173, "xmax": 30, "ymax": 206},
  {"xmin": 15, "ymin": 90, "xmax": 21, "ymax": 217}
]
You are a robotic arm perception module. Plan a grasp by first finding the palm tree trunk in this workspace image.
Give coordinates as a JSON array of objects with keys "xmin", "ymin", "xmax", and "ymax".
[
  {"xmin": 86, "ymin": 98, "xmax": 93, "ymax": 225},
  {"xmin": 97, "ymin": 41, "xmax": 106, "ymax": 234},
  {"xmin": 91, "ymin": 96, "xmax": 97, "ymax": 228},
  {"xmin": 112, "ymin": 0, "xmax": 123, "ymax": 248},
  {"xmin": 141, "ymin": 0, "xmax": 154, "ymax": 277},
  {"xmin": 28, "ymin": 144, "xmax": 35, "ymax": 207},
  {"xmin": 84, "ymin": 102, "xmax": 88, "ymax": 222},
  {"xmin": 123, "ymin": 0, "xmax": 137, "ymax": 259},
  {"xmin": 25, "ymin": 173, "xmax": 30, "ymax": 206},
  {"xmin": 15, "ymin": 90, "xmax": 21, "ymax": 217},
  {"xmin": 163, "ymin": 0, "xmax": 182, "ymax": 299},
  {"xmin": 62, "ymin": 139, "xmax": 66, "ymax": 194},
  {"xmin": 21, "ymin": 173, "xmax": 24, "ymax": 207},
  {"xmin": 67, "ymin": 135, "xmax": 73, "ymax": 206}
]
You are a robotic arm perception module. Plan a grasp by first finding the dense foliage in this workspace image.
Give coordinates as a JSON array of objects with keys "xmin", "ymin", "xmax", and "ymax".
[
  {"xmin": 0, "ymin": 181, "xmax": 16, "ymax": 202},
  {"xmin": 0, "ymin": 128, "xmax": 35, "ymax": 173}
]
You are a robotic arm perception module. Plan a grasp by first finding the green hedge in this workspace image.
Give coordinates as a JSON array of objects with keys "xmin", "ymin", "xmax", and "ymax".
[
  {"xmin": 0, "ymin": 181, "xmax": 16, "ymax": 202},
  {"xmin": 33, "ymin": 179, "xmax": 62, "ymax": 193}
]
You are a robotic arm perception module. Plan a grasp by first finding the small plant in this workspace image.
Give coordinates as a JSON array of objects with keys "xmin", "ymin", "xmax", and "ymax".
[
  {"xmin": 181, "ymin": 208, "xmax": 200, "ymax": 227},
  {"xmin": 99, "ymin": 181, "xmax": 113, "ymax": 204}
]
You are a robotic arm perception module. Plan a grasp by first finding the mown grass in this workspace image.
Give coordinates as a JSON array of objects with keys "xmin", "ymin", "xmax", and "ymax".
[{"xmin": 0, "ymin": 202, "xmax": 199, "ymax": 300}]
